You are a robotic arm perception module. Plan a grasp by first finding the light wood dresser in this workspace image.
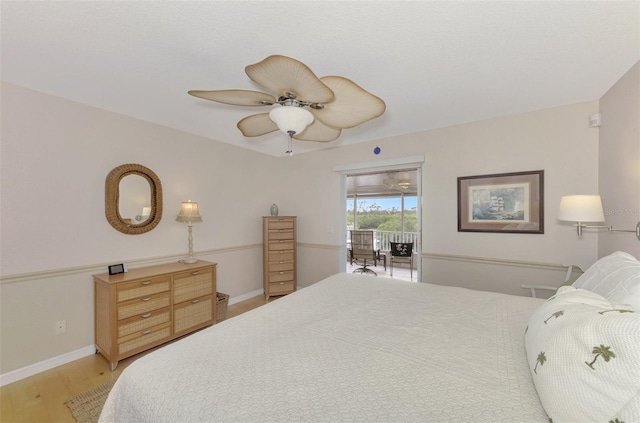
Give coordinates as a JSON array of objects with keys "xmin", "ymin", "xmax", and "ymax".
[
  {"xmin": 93, "ymin": 260, "xmax": 216, "ymax": 370},
  {"xmin": 263, "ymin": 216, "xmax": 297, "ymax": 300}
]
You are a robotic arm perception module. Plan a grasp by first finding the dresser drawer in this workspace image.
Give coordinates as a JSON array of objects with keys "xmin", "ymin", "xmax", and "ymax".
[
  {"xmin": 174, "ymin": 294, "xmax": 214, "ymax": 334},
  {"xmin": 173, "ymin": 267, "xmax": 214, "ymax": 304},
  {"xmin": 117, "ymin": 292, "xmax": 170, "ymax": 320},
  {"xmin": 268, "ymin": 270, "xmax": 295, "ymax": 283},
  {"xmin": 269, "ymin": 261, "xmax": 294, "ymax": 272},
  {"xmin": 268, "ymin": 251, "xmax": 295, "ymax": 263},
  {"xmin": 117, "ymin": 276, "xmax": 171, "ymax": 302},
  {"xmin": 117, "ymin": 307, "xmax": 171, "ymax": 338},
  {"xmin": 267, "ymin": 219, "xmax": 294, "ymax": 230},
  {"xmin": 118, "ymin": 322, "xmax": 171, "ymax": 355},
  {"xmin": 268, "ymin": 240, "xmax": 295, "ymax": 251},
  {"xmin": 268, "ymin": 229, "xmax": 294, "ymax": 240},
  {"xmin": 269, "ymin": 281, "xmax": 295, "ymax": 295}
]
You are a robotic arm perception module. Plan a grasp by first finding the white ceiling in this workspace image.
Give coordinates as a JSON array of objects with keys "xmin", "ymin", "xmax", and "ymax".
[{"xmin": 2, "ymin": 1, "xmax": 639, "ymax": 157}]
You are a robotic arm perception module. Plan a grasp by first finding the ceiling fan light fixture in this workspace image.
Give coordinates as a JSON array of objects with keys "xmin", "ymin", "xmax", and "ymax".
[
  {"xmin": 268, "ymin": 105, "xmax": 314, "ymax": 135},
  {"xmin": 398, "ymin": 180, "xmax": 411, "ymax": 189}
]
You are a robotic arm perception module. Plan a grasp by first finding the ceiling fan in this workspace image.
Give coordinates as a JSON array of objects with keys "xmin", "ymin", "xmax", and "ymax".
[
  {"xmin": 351, "ymin": 174, "xmax": 413, "ymax": 195},
  {"xmin": 383, "ymin": 177, "xmax": 411, "ymax": 192},
  {"xmin": 188, "ymin": 55, "xmax": 386, "ymax": 155}
]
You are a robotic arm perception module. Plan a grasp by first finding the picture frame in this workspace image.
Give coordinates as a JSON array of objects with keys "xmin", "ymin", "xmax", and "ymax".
[{"xmin": 457, "ymin": 170, "xmax": 544, "ymax": 234}]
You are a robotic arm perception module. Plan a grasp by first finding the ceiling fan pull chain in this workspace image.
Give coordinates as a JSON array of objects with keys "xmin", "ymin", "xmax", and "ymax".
[{"xmin": 286, "ymin": 131, "xmax": 294, "ymax": 156}]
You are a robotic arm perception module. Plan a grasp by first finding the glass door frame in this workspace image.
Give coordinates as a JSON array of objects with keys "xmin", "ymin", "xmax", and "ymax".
[{"xmin": 333, "ymin": 156, "xmax": 425, "ymax": 281}]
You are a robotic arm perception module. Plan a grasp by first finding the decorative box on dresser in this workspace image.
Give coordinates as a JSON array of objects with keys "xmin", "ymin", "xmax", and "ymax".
[
  {"xmin": 93, "ymin": 260, "xmax": 216, "ymax": 370},
  {"xmin": 263, "ymin": 216, "xmax": 297, "ymax": 300}
]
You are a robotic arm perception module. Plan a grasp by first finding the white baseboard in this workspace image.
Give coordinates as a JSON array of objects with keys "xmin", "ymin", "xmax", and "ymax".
[{"xmin": 1, "ymin": 344, "xmax": 96, "ymax": 387}]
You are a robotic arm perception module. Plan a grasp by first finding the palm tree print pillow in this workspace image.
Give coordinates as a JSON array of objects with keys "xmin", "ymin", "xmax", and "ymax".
[{"xmin": 524, "ymin": 286, "xmax": 640, "ymax": 422}]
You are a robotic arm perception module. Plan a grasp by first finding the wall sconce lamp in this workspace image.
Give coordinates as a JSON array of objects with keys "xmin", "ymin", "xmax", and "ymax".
[
  {"xmin": 557, "ymin": 195, "xmax": 640, "ymax": 240},
  {"xmin": 176, "ymin": 200, "xmax": 203, "ymax": 263}
]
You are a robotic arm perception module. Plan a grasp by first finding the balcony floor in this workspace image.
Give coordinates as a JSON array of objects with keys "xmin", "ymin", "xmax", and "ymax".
[{"xmin": 346, "ymin": 257, "xmax": 417, "ymax": 282}]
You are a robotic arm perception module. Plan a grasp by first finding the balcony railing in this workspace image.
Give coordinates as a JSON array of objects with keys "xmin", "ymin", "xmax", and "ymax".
[
  {"xmin": 347, "ymin": 228, "xmax": 419, "ymax": 252},
  {"xmin": 376, "ymin": 230, "xmax": 419, "ymax": 251}
]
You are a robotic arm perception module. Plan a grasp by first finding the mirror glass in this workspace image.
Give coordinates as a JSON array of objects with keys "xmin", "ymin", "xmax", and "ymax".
[
  {"xmin": 105, "ymin": 164, "xmax": 163, "ymax": 235},
  {"xmin": 119, "ymin": 175, "xmax": 152, "ymax": 224}
]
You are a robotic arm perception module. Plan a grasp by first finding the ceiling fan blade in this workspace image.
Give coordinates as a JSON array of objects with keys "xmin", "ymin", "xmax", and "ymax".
[
  {"xmin": 293, "ymin": 119, "xmax": 341, "ymax": 142},
  {"xmin": 188, "ymin": 89, "xmax": 276, "ymax": 106},
  {"xmin": 245, "ymin": 55, "xmax": 335, "ymax": 104},
  {"xmin": 237, "ymin": 113, "xmax": 278, "ymax": 137},
  {"xmin": 313, "ymin": 76, "xmax": 386, "ymax": 129}
]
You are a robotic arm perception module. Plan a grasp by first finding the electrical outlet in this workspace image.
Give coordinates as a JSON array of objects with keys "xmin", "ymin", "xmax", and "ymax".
[{"xmin": 55, "ymin": 320, "xmax": 66, "ymax": 335}]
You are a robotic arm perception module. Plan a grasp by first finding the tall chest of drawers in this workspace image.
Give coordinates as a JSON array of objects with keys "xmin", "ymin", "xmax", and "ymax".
[
  {"xmin": 93, "ymin": 260, "xmax": 216, "ymax": 370},
  {"xmin": 263, "ymin": 216, "xmax": 297, "ymax": 300}
]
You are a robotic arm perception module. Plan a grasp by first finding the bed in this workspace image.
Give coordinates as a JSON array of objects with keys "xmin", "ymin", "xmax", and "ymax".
[{"xmin": 99, "ymin": 252, "xmax": 640, "ymax": 423}]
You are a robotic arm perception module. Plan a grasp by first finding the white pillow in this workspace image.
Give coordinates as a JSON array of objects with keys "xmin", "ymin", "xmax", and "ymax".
[
  {"xmin": 525, "ymin": 286, "xmax": 640, "ymax": 423},
  {"xmin": 572, "ymin": 251, "xmax": 640, "ymax": 310}
]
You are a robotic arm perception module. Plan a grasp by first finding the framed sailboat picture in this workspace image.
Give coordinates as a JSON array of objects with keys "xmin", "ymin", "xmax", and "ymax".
[{"xmin": 457, "ymin": 170, "xmax": 544, "ymax": 234}]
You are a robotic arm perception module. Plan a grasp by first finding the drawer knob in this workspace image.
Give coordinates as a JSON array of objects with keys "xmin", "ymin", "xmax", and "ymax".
[
  {"xmin": 279, "ymin": 272, "xmax": 284, "ymax": 275},
  {"xmin": 141, "ymin": 329, "xmax": 152, "ymax": 335},
  {"xmin": 279, "ymin": 282, "xmax": 284, "ymax": 285},
  {"xmin": 141, "ymin": 280, "xmax": 151, "ymax": 285},
  {"xmin": 141, "ymin": 297, "xmax": 151, "ymax": 302},
  {"xmin": 191, "ymin": 271, "xmax": 199, "ymax": 275},
  {"xmin": 191, "ymin": 299, "xmax": 199, "ymax": 304},
  {"xmin": 279, "ymin": 261, "xmax": 284, "ymax": 264},
  {"xmin": 141, "ymin": 312, "xmax": 152, "ymax": 318}
]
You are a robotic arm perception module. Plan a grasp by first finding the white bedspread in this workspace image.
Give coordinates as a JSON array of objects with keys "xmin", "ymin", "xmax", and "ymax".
[{"xmin": 99, "ymin": 273, "xmax": 548, "ymax": 422}]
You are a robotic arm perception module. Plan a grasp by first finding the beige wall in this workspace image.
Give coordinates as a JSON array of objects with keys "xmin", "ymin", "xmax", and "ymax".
[
  {"xmin": 285, "ymin": 101, "xmax": 601, "ymax": 291},
  {"xmin": 598, "ymin": 61, "xmax": 640, "ymax": 258},
  {"xmin": 0, "ymin": 83, "xmax": 275, "ymax": 375},
  {"xmin": 0, "ymin": 78, "xmax": 616, "ymax": 379}
]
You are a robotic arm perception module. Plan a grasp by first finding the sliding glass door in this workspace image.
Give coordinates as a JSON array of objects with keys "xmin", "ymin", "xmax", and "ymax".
[
  {"xmin": 347, "ymin": 193, "xmax": 418, "ymax": 251},
  {"xmin": 344, "ymin": 167, "xmax": 421, "ymax": 280}
]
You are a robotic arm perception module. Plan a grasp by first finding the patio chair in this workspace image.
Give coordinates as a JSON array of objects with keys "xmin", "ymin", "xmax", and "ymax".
[
  {"xmin": 349, "ymin": 230, "xmax": 378, "ymax": 276},
  {"xmin": 390, "ymin": 242, "xmax": 414, "ymax": 280}
]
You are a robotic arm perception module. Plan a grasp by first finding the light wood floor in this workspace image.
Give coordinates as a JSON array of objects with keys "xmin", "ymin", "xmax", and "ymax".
[{"xmin": 0, "ymin": 295, "xmax": 271, "ymax": 423}]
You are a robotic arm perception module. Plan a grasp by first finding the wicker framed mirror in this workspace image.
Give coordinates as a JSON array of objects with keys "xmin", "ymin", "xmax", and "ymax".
[{"xmin": 105, "ymin": 163, "xmax": 163, "ymax": 235}]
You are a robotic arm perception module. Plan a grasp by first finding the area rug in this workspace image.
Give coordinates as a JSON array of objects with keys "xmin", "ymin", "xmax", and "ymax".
[{"xmin": 64, "ymin": 379, "xmax": 116, "ymax": 423}]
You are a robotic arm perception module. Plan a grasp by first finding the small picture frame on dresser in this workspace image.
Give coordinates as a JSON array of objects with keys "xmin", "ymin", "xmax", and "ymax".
[{"xmin": 108, "ymin": 263, "xmax": 127, "ymax": 275}]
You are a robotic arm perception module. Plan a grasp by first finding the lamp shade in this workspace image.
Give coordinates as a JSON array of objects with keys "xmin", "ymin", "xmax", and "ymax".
[
  {"xmin": 269, "ymin": 105, "xmax": 314, "ymax": 135},
  {"xmin": 557, "ymin": 195, "xmax": 605, "ymax": 222},
  {"xmin": 176, "ymin": 201, "xmax": 203, "ymax": 223}
]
